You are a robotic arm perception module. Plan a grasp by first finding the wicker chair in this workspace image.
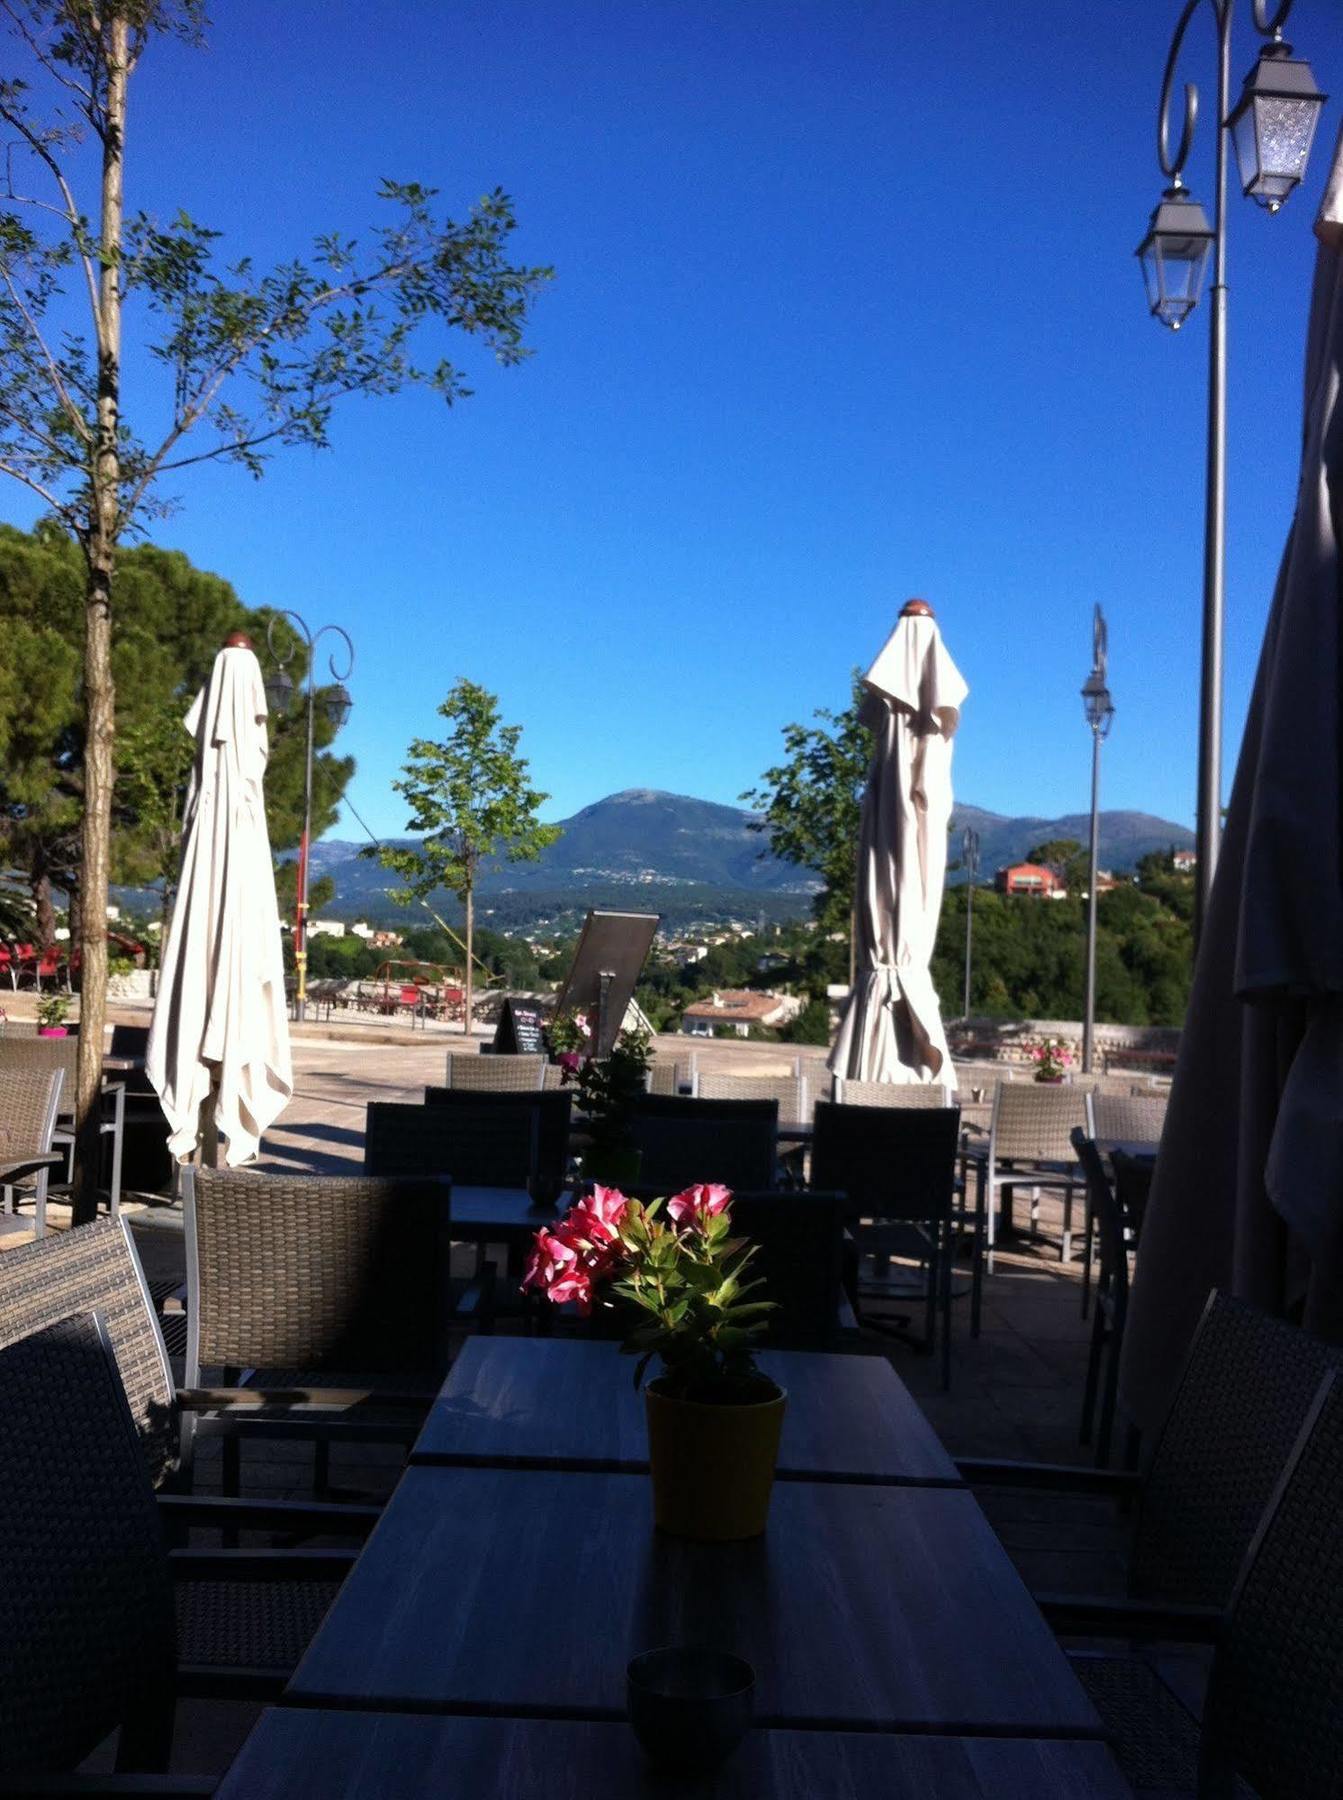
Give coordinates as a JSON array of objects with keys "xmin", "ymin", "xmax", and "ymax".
[
  {"xmin": 811, "ymin": 1102, "xmax": 964, "ymax": 1386},
  {"xmin": 833, "ymin": 1077, "xmax": 954, "ymax": 1109},
  {"xmin": 182, "ymin": 1167, "xmax": 456, "ymax": 1492},
  {"xmin": 0, "ymin": 1032, "xmax": 127, "ymax": 1219},
  {"xmin": 695, "ymin": 1070, "xmax": 808, "ymax": 1124},
  {"xmin": 0, "ymin": 1063, "xmax": 63, "ymax": 1238},
  {"xmin": 625, "ymin": 1094, "xmax": 779, "ymax": 1192},
  {"xmin": 1087, "ymin": 1090, "xmax": 1169, "ymax": 1149},
  {"xmin": 646, "ymin": 1057, "xmax": 694, "ymax": 1097},
  {"xmin": 420, "ymin": 1086, "xmax": 572, "ymax": 1193},
  {"xmin": 1196, "ymin": 1370, "xmax": 1343, "ymax": 1800},
  {"xmin": 443, "ymin": 1051, "xmax": 546, "ymax": 1092},
  {"xmin": 0, "ymin": 1310, "xmax": 360, "ymax": 1781},
  {"xmin": 962, "ymin": 1293, "xmax": 1343, "ymax": 1793},
  {"xmin": 966, "ymin": 1081, "xmax": 1089, "ymax": 1272},
  {"xmin": 0, "ymin": 1213, "xmax": 178, "ymax": 1485}
]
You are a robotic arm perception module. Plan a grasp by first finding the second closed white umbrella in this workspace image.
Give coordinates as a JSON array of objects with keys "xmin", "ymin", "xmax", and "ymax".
[
  {"xmin": 829, "ymin": 599, "xmax": 968, "ymax": 1087},
  {"xmin": 147, "ymin": 637, "xmax": 293, "ymax": 1166}
]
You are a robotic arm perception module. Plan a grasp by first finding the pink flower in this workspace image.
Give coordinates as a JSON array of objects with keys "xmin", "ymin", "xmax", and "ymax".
[
  {"xmin": 545, "ymin": 1268, "xmax": 595, "ymax": 1314},
  {"xmin": 666, "ymin": 1183, "xmax": 733, "ymax": 1229},
  {"xmin": 565, "ymin": 1187, "xmax": 628, "ymax": 1254},
  {"xmin": 558, "ymin": 1051, "xmax": 584, "ymax": 1074},
  {"xmin": 521, "ymin": 1226, "xmax": 577, "ymax": 1296}
]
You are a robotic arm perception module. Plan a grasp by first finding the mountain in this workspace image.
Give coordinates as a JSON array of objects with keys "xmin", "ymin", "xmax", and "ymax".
[
  {"xmin": 302, "ymin": 790, "xmax": 1194, "ymax": 928},
  {"xmin": 947, "ymin": 805, "xmax": 1194, "ymax": 884}
]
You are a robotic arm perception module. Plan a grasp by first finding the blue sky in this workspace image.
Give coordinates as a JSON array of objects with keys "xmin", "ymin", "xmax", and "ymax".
[{"xmin": 6, "ymin": 0, "xmax": 1343, "ymax": 838}]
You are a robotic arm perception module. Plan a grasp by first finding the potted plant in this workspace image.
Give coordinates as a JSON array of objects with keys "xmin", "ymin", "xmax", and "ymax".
[
  {"xmin": 562, "ymin": 1023, "xmax": 653, "ymax": 1188},
  {"xmin": 1031, "ymin": 1037, "xmax": 1072, "ymax": 1083},
  {"xmin": 522, "ymin": 1183, "xmax": 784, "ymax": 1540},
  {"xmin": 36, "ymin": 992, "xmax": 70, "ymax": 1037}
]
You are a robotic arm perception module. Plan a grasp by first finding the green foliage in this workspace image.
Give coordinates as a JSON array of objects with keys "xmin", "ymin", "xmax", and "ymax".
[
  {"xmin": 0, "ymin": 521, "xmax": 355, "ymax": 905},
  {"xmin": 609, "ymin": 1200, "xmax": 776, "ymax": 1400},
  {"xmin": 569, "ymin": 1026, "xmax": 653, "ymax": 1160},
  {"xmin": 931, "ymin": 880, "xmax": 1192, "ymax": 1027},
  {"xmin": 370, "ymin": 680, "xmax": 561, "ymax": 904},
  {"xmin": 784, "ymin": 996, "xmax": 831, "ymax": 1044},
  {"xmin": 742, "ymin": 675, "xmax": 872, "ymax": 939}
]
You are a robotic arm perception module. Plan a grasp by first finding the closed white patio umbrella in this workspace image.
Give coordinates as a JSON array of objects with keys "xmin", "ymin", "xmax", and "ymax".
[
  {"xmin": 1122, "ymin": 128, "xmax": 1343, "ymax": 1434},
  {"xmin": 147, "ymin": 637, "xmax": 293, "ymax": 1166},
  {"xmin": 829, "ymin": 599, "xmax": 968, "ymax": 1087}
]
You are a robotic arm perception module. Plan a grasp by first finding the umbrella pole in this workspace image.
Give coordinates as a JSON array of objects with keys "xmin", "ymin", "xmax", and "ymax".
[{"xmin": 198, "ymin": 1070, "xmax": 221, "ymax": 1170}]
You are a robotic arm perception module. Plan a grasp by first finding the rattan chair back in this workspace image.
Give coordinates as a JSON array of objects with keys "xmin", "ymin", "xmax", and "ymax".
[
  {"xmin": 0, "ymin": 1033, "xmax": 78, "ymax": 1111},
  {"xmin": 989, "ymin": 1081, "xmax": 1089, "ymax": 1164},
  {"xmin": 1086, "ymin": 1091, "xmax": 1168, "ymax": 1149},
  {"xmin": 811, "ymin": 1101, "xmax": 961, "ymax": 1223},
  {"xmin": 0, "ymin": 1062, "xmax": 64, "ymax": 1159},
  {"xmin": 728, "ymin": 1191, "xmax": 846, "ymax": 1347},
  {"xmin": 0, "ymin": 1214, "xmax": 176, "ymax": 1483},
  {"xmin": 1132, "ymin": 1291, "xmax": 1343, "ymax": 1607},
  {"xmin": 0, "ymin": 1311, "xmax": 175, "ymax": 1777},
  {"xmin": 626, "ymin": 1094, "xmax": 778, "ymax": 1192},
  {"xmin": 183, "ymin": 1167, "xmax": 452, "ymax": 1382},
  {"xmin": 1200, "ymin": 1371, "xmax": 1343, "ymax": 1800},
  {"xmin": 646, "ymin": 1060, "xmax": 678, "ymax": 1096},
  {"xmin": 833, "ymin": 1078, "xmax": 953, "ymax": 1109},
  {"xmin": 444, "ymin": 1052, "xmax": 546, "ymax": 1092},
  {"xmin": 695, "ymin": 1071, "xmax": 807, "ymax": 1123}
]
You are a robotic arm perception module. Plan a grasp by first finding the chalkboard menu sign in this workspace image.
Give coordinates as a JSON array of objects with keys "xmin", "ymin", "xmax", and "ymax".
[{"xmin": 493, "ymin": 997, "xmax": 548, "ymax": 1056}]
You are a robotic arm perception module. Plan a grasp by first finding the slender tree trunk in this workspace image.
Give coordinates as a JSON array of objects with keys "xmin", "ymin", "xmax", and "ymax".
[
  {"xmin": 73, "ymin": 18, "xmax": 128, "ymax": 1225},
  {"xmin": 464, "ymin": 882, "xmax": 474, "ymax": 1040},
  {"xmin": 31, "ymin": 868, "xmax": 55, "ymax": 952}
]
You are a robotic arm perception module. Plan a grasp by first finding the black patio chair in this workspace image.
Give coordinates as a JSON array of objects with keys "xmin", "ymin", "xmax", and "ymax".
[
  {"xmin": 1072, "ymin": 1129, "xmax": 1134, "ymax": 1467},
  {"xmin": 727, "ymin": 1190, "xmax": 855, "ymax": 1349},
  {"xmin": 624, "ymin": 1094, "xmax": 779, "ymax": 1192},
  {"xmin": 810, "ymin": 1101, "xmax": 963, "ymax": 1387},
  {"xmin": 0, "ymin": 1310, "xmax": 359, "ymax": 1785},
  {"xmin": 422, "ymin": 1085, "xmax": 572, "ymax": 1193},
  {"xmin": 367, "ymin": 1093, "xmax": 556, "ymax": 1190}
]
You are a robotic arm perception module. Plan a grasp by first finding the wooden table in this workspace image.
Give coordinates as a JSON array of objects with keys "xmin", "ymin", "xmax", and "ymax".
[
  {"xmin": 411, "ymin": 1337, "xmax": 962, "ymax": 1486},
  {"xmin": 217, "ymin": 1708, "xmax": 1132, "ymax": 1799},
  {"xmin": 285, "ymin": 1466, "xmax": 1103, "ymax": 1737}
]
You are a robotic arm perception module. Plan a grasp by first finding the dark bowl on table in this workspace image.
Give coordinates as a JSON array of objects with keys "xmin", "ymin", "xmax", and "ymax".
[{"xmin": 627, "ymin": 1646, "xmax": 755, "ymax": 1772}]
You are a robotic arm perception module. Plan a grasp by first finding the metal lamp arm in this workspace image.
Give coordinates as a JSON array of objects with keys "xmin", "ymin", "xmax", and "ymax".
[{"xmin": 311, "ymin": 622, "xmax": 355, "ymax": 687}]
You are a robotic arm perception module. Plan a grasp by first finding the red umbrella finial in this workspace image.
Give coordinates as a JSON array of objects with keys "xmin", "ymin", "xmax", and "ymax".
[{"xmin": 901, "ymin": 598, "xmax": 934, "ymax": 618}]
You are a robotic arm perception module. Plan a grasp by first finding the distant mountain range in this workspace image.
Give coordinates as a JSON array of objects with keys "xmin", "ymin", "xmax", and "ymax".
[{"xmin": 302, "ymin": 789, "xmax": 1193, "ymax": 930}]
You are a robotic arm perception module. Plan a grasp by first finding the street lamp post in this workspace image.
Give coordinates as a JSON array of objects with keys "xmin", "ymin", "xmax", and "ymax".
[
  {"xmin": 1081, "ymin": 607, "xmax": 1116, "ymax": 1076},
  {"xmin": 1136, "ymin": 0, "xmax": 1326, "ymax": 943},
  {"xmin": 264, "ymin": 612, "xmax": 354, "ymax": 1024},
  {"xmin": 961, "ymin": 826, "xmax": 980, "ymax": 1020}
]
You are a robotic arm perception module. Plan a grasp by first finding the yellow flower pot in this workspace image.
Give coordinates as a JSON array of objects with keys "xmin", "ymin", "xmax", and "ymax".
[{"xmin": 644, "ymin": 1378, "xmax": 787, "ymax": 1541}]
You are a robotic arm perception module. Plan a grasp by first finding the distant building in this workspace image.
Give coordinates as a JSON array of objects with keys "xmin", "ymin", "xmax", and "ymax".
[
  {"xmin": 995, "ymin": 863, "xmax": 1064, "ymax": 899},
  {"xmin": 681, "ymin": 990, "xmax": 803, "ymax": 1038},
  {"xmin": 308, "ymin": 919, "xmax": 346, "ymax": 939},
  {"xmin": 1173, "ymin": 849, "xmax": 1196, "ymax": 873}
]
